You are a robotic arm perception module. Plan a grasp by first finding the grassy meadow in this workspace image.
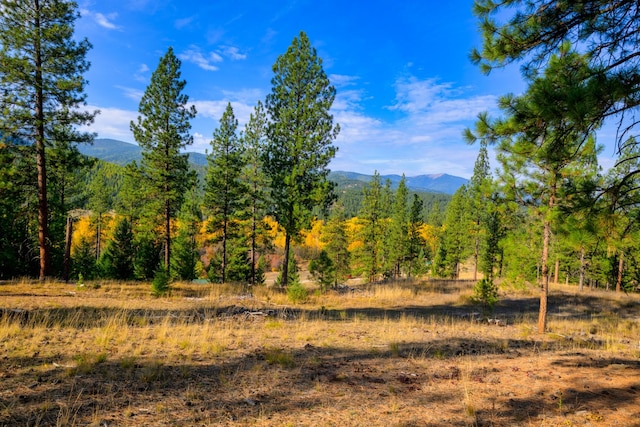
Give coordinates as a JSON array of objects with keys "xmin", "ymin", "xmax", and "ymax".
[{"xmin": 1, "ymin": 278, "xmax": 639, "ymax": 426}]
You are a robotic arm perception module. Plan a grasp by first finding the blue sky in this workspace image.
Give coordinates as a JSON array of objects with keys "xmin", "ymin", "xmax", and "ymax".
[{"xmin": 75, "ymin": 0, "xmax": 616, "ymax": 178}]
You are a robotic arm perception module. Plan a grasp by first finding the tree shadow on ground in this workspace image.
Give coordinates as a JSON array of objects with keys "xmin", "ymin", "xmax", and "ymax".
[{"xmin": 3, "ymin": 337, "xmax": 640, "ymax": 425}]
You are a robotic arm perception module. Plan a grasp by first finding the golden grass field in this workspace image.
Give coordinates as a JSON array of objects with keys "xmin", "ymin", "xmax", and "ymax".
[{"xmin": 1, "ymin": 278, "xmax": 639, "ymax": 426}]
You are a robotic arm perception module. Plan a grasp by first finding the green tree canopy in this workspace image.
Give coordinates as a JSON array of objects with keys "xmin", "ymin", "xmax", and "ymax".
[
  {"xmin": 0, "ymin": 0, "xmax": 96, "ymax": 279},
  {"xmin": 264, "ymin": 31, "xmax": 339, "ymax": 287},
  {"xmin": 130, "ymin": 46, "xmax": 196, "ymax": 275}
]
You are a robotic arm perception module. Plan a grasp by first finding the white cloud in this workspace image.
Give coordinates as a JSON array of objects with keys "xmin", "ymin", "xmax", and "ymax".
[
  {"xmin": 115, "ymin": 86, "xmax": 144, "ymax": 102},
  {"xmin": 191, "ymin": 132, "xmax": 210, "ymax": 153},
  {"xmin": 329, "ymin": 74, "xmax": 360, "ymax": 88},
  {"xmin": 192, "ymin": 100, "xmax": 254, "ymax": 127},
  {"xmin": 79, "ymin": 105, "xmax": 137, "ymax": 142},
  {"xmin": 175, "ymin": 16, "xmax": 195, "ymax": 30},
  {"xmin": 80, "ymin": 9, "xmax": 121, "ymax": 30},
  {"xmin": 178, "ymin": 46, "xmax": 223, "ymax": 71},
  {"xmin": 220, "ymin": 46, "xmax": 247, "ymax": 61},
  {"xmin": 326, "ymin": 76, "xmax": 501, "ymax": 177},
  {"xmin": 134, "ymin": 64, "xmax": 150, "ymax": 82}
]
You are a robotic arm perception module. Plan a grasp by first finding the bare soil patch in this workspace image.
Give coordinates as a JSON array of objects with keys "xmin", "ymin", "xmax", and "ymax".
[{"xmin": 1, "ymin": 279, "xmax": 639, "ymax": 426}]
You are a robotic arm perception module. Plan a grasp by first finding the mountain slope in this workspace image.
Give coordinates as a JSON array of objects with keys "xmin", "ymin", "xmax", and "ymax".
[
  {"xmin": 79, "ymin": 139, "xmax": 467, "ymax": 195},
  {"xmin": 78, "ymin": 138, "xmax": 208, "ymax": 166},
  {"xmin": 329, "ymin": 171, "xmax": 467, "ymax": 195}
]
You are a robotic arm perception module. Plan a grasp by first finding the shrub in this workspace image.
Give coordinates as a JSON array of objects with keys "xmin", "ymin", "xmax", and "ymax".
[
  {"xmin": 287, "ymin": 281, "xmax": 308, "ymax": 303},
  {"xmin": 472, "ymin": 278, "xmax": 499, "ymax": 316},
  {"xmin": 151, "ymin": 268, "xmax": 170, "ymax": 297}
]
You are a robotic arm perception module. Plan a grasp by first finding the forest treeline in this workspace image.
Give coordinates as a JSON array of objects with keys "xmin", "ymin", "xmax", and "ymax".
[{"xmin": 2, "ymin": 1, "xmax": 640, "ymax": 334}]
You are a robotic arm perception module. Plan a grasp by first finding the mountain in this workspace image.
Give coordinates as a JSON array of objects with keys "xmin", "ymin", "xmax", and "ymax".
[
  {"xmin": 329, "ymin": 171, "xmax": 467, "ymax": 195},
  {"xmin": 78, "ymin": 138, "xmax": 208, "ymax": 166},
  {"xmin": 78, "ymin": 139, "xmax": 467, "ymax": 195}
]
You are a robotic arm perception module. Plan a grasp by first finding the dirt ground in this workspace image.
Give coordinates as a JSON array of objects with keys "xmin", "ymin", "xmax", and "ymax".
[{"xmin": 1, "ymin": 279, "xmax": 639, "ymax": 426}]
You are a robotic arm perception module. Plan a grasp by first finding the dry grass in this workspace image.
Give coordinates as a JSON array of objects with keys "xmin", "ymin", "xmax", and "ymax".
[{"xmin": 1, "ymin": 278, "xmax": 639, "ymax": 426}]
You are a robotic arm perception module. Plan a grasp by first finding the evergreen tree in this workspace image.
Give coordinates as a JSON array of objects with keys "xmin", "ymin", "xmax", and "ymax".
[
  {"xmin": 242, "ymin": 101, "xmax": 271, "ymax": 286},
  {"xmin": 433, "ymin": 185, "xmax": 471, "ymax": 278},
  {"xmin": 72, "ymin": 236, "xmax": 96, "ymax": 280},
  {"xmin": 467, "ymin": 141, "xmax": 492, "ymax": 280},
  {"xmin": 100, "ymin": 217, "xmax": 135, "ymax": 280},
  {"xmin": 322, "ymin": 203, "xmax": 351, "ymax": 287},
  {"xmin": 171, "ymin": 188, "xmax": 202, "ymax": 281},
  {"xmin": 472, "ymin": 0, "xmax": 639, "ymax": 160},
  {"xmin": 357, "ymin": 172, "xmax": 385, "ymax": 282},
  {"xmin": 130, "ymin": 46, "xmax": 196, "ymax": 275},
  {"xmin": 407, "ymin": 194, "xmax": 427, "ymax": 277},
  {"xmin": 475, "ymin": 49, "xmax": 605, "ymax": 332},
  {"xmin": 87, "ymin": 162, "xmax": 113, "ymax": 261},
  {"xmin": 387, "ymin": 176, "xmax": 409, "ymax": 279},
  {"xmin": 205, "ymin": 103, "xmax": 246, "ymax": 283},
  {"xmin": 309, "ymin": 250, "xmax": 335, "ymax": 292},
  {"xmin": 264, "ymin": 31, "xmax": 339, "ymax": 287},
  {"xmin": 0, "ymin": 0, "xmax": 96, "ymax": 279},
  {"xmin": 0, "ymin": 143, "xmax": 35, "ymax": 277}
]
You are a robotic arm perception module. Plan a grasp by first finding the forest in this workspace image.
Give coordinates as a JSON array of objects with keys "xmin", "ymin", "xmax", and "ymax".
[{"xmin": 1, "ymin": 1, "xmax": 640, "ymax": 323}]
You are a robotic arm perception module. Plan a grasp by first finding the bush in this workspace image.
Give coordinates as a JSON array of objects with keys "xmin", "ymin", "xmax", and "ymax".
[
  {"xmin": 287, "ymin": 281, "xmax": 308, "ymax": 303},
  {"xmin": 151, "ymin": 268, "xmax": 170, "ymax": 297},
  {"xmin": 472, "ymin": 278, "xmax": 499, "ymax": 316}
]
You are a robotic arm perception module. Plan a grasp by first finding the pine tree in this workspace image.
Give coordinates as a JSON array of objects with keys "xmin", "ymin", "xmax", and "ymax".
[
  {"xmin": 387, "ymin": 176, "xmax": 409, "ymax": 279},
  {"xmin": 357, "ymin": 172, "xmax": 385, "ymax": 283},
  {"xmin": 467, "ymin": 141, "xmax": 492, "ymax": 280},
  {"xmin": 242, "ymin": 101, "xmax": 271, "ymax": 286},
  {"xmin": 172, "ymin": 187, "xmax": 202, "ymax": 281},
  {"xmin": 0, "ymin": 0, "xmax": 96, "ymax": 279},
  {"xmin": 322, "ymin": 203, "xmax": 351, "ymax": 288},
  {"xmin": 476, "ymin": 49, "xmax": 606, "ymax": 332},
  {"xmin": 264, "ymin": 31, "xmax": 339, "ymax": 287},
  {"xmin": 204, "ymin": 103, "xmax": 246, "ymax": 284},
  {"xmin": 472, "ymin": 0, "xmax": 639, "ymax": 159},
  {"xmin": 100, "ymin": 217, "xmax": 135, "ymax": 280},
  {"xmin": 130, "ymin": 47, "xmax": 196, "ymax": 276},
  {"xmin": 433, "ymin": 185, "xmax": 471, "ymax": 279},
  {"xmin": 407, "ymin": 194, "xmax": 427, "ymax": 277}
]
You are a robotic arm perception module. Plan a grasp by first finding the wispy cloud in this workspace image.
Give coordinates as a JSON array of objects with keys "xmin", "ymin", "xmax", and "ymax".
[
  {"xmin": 328, "ymin": 76, "xmax": 499, "ymax": 177},
  {"xmin": 175, "ymin": 16, "xmax": 195, "ymax": 30},
  {"xmin": 116, "ymin": 86, "xmax": 144, "ymax": 102},
  {"xmin": 220, "ymin": 46, "xmax": 247, "ymax": 61},
  {"xmin": 329, "ymin": 74, "xmax": 360, "ymax": 88},
  {"xmin": 133, "ymin": 64, "xmax": 149, "ymax": 83},
  {"xmin": 79, "ymin": 105, "xmax": 137, "ymax": 142},
  {"xmin": 80, "ymin": 9, "xmax": 121, "ymax": 30},
  {"xmin": 178, "ymin": 46, "xmax": 223, "ymax": 71}
]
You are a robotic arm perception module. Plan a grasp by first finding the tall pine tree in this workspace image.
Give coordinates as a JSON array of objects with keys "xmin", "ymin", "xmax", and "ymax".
[
  {"xmin": 264, "ymin": 31, "xmax": 339, "ymax": 287},
  {"xmin": 205, "ymin": 103, "xmax": 246, "ymax": 283},
  {"xmin": 130, "ymin": 47, "xmax": 196, "ymax": 276},
  {"xmin": 0, "ymin": 0, "xmax": 96, "ymax": 279}
]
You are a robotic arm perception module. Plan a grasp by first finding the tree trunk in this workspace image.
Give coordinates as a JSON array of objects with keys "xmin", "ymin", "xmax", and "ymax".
[
  {"xmin": 538, "ymin": 218, "xmax": 550, "ymax": 333},
  {"xmin": 35, "ymin": 0, "xmax": 49, "ymax": 281},
  {"xmin": 473, "ymin": 232, "xmax": 479, "ymax": 281},
  {"xmin": 538, "ymin": 178, "xmax": 556, "ymax": 334},
  {"xmin": 616, "ymin": 252, "xmax": 624, "ymax": 292},
  {"xmin": 165, "ymin": 200, "xmax": 171, "ymax": 275},
  {"xmin": 553, "ymin": 257, "xmax": 559, "ymax": 284},
  {"xmin": 250, "ymin": 201, "xmax": 256, "ymax": 286},
  {"xmin": 221, "ymin": 216, "xmax": 227, "ymax": 284},
  {"xmin": 282, "ymin": 233, "xmax": 291, "ymax": 288},
  {"xmin": 578, "ymin": 247, "xmax": 585, "ymax": 291},
  {"xmin": 63, "ymin": 216, "xmax": 73, "ymax": 283}
]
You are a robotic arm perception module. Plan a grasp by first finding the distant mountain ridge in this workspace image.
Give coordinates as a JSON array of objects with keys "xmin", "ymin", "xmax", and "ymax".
[
  {"xmin": 328, "ymin": 171, "xmax": 467, "ymax": 195},
  {"xmin": 78, "ymin": 138, "xmax": 208, "ymax": 166},
  {"xmin": 79, "ymin": 138, "xmax": 467, "ymax": 195}
]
